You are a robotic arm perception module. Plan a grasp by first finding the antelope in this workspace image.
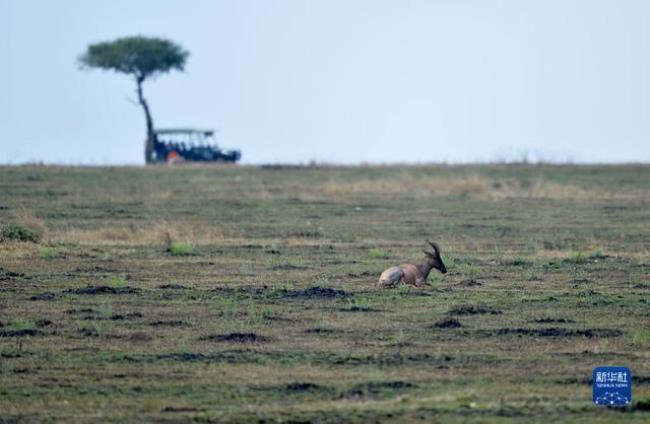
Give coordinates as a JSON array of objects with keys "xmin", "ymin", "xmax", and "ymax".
[{"xmin": 378, "ymin": 241, "xmax": 447, "ymax": 288}]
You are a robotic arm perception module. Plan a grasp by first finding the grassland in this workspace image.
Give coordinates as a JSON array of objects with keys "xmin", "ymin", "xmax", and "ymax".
[{"xmin": 0, "ymin": 164, "xmax": 649, "ymax": 423}]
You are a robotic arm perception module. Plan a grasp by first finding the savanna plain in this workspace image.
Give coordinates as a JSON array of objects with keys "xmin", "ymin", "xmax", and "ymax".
[{"xmin": 0, "ymin": 164, "xmax": 649, "ymax": 423}]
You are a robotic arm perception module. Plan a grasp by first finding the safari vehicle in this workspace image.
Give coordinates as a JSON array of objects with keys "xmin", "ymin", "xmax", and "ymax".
[{"xmin": 152, "ymin": 128, "xmax": 241, "ymax": 163}]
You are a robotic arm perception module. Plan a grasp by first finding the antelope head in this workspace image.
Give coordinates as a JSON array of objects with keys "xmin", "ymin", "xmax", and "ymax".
[{"xmin": 423, "ymin": 240, "xmax": 447, "ymax": 274}]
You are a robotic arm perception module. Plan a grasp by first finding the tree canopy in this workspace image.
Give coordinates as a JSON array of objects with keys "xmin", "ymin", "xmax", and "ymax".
[
  {"xmin": 79, "ymin": 36, "xmax": 190, "ymax": 163},
  {"xmin": 79, "ymin": 36, "xmax": 189, "ymax": 82}
]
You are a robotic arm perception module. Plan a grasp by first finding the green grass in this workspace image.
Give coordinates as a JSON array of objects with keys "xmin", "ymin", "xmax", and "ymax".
[
  {"xmin": 3, "ymin": 319, "xmax": 38, "ymax": 332},
  {"xmin": 1, "ymin": 221, "xmax": 41, "ymax": 242},
  {"xmin": 342, "ymin": 296, "xmax": 374, "ymax": 311},
  {"xmin": 97, "ymin": 303, "xmax": 113, "ymax": 319},
  {"xmin": 0, "ymin": 164, "xmax": 649, "ymax": 423},
  {"xmin": 566, "ymin": 251, "xmax": 589, "ymax": 264},
  {"xmin": 168, "ymin": 241, "xmax": 195, "ymax": 256},
  {"xmin": 39, "ymin": 246, "xmax": 57, "ymax": 259},
  {"xmin": 369, "ymin": 247, "xmax": 389, "ymax": 259},
  {"xmin": 108, "ymin": 276, "xmax": 128, "ymax": 288},
  {"xmin": 631, "ymin": 328, "xmax": 650, "ymax": 348}
]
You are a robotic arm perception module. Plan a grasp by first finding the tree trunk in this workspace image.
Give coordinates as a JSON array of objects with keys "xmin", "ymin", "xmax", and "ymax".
[{"xmin": 136, "ymin": 78, "xmax": 155, "ymax": 164}]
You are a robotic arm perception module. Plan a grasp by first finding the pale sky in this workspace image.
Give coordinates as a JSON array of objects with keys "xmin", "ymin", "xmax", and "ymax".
[{"xmin": 1, "ymin": 0, "xmax": 649, "ymax": 164}]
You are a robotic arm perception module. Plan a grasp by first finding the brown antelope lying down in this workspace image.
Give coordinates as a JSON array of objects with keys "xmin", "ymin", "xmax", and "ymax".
[{"xmin": 378, "ymin": 241, "xmax": 447, "ymax": 288}]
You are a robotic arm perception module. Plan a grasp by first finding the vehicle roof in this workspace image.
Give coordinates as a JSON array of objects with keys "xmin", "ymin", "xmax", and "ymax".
[{"xmin": 154, "ymin": 128, "xmax": 215, "ymax": 136}]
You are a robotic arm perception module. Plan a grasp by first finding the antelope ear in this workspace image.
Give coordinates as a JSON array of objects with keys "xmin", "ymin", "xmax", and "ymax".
[{"xmin": 422, "ymin": 250, "xmax": 434, "ymax": 257}]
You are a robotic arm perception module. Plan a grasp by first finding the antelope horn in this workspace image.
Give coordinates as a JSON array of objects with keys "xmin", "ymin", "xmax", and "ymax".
[{"xmin": 427, "ymin": 240, "xmax": 441, "ymax": 254}]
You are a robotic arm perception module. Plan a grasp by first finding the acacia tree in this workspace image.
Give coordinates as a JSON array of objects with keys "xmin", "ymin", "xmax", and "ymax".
[{"xmin": 79, "ymin": 36, "xmax": 189, "ymax": 163}]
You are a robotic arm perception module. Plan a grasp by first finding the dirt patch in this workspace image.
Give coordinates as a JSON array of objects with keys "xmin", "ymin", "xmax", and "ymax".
[
  {"xmin": 109, "ymin": 312, "xmax": 143, "ymax": 321},
  {"xmin": 128, "ymin": 332, "xmax": 152, "ymax": 342},
  {"xmin": 282, "ymin": 286, "xmax": 348, "ymax": 299},
  {"xmin": 152, "ymin": 353, "xmax": 209, "ymax": 362},
  {"xmin": 347, "ymin": 271, "xmax": 374, "ymax": 278},
  {"xmin": 532, "ymin": 317, "xmax": 575, "ymax": 324},
  {"xmin": 35, "ymin": 319, "xmax": 53, "ymax": 327},
  {"xmin": 241, "ymin": 243, "xmax": 265, "ymax": 250},
  {"xmin": 434, "ymin": 317, "xmax": 463, "ymax": 328},
  {"xmin": 400, "ymin": 291, "xmax": 435, "ymax": 297},
  {"xmin": 286, "ymin": 382, "xmax": 322, "ymax": 392},
  {"xmin": 555, "ymin": 377, "xmax": 592, "ymax": 385},
  {"xmin": 273, "ymin": 263, "xmax": 308, "ymax": 270},
  {"xmin": 459, "ymin": 278, "xmax": 481, "ymax": 287},
  {"xmin": 339, "ymin": 306, "xmax": 376, "ymax": 312},
  {"xmin": 66, "ymin": 308, "xmax": 98, "ymax": 315},
  {"xmin": 201, "ymin": 332, "xmax": 268, "ymax": 343},
  {"xmin": 212, "ymin": 286, "xmax": 268, "ymax": 296},
  {"xmin": 448, "ymin": 304, "xmax": 501, "ymax": 315},
  {"xmin": 361, "ymin": 381, "xmax": 414, "ymax": 392},
  {"xmin": 75, "ymin": 329, "xmax": 143, "ymax": 339},
  {"xmin": 342, "ymin": 381, "xmax": 415, "ymax": 398},
  {"xmin": 158, "ymin": 284, "xmax": 189, "ymax": 290},
  {"xmin": 265, "ymin": 315, "xmax": 294, "ymax": 322},
  {"xmin": 633, "ymin": 376, "xmax": 650, "ymax": 385},
  {"xmin": 77, "ymin": 328, "xmax": 99, "ymax": 337},
  {"xmin": 162, "ymin": 406, "xmax": 206, "ymax": 413},
  {"xmin": 66, "ymin": 285, "xmax": 140, "ymax": 295},
  {"xmin": 328, "ymin": 353, "xmax": 454, "ymax": 367},
  {"xmin": 369, "ymin": 380, "xmax": 415, "ymax": 389},
  {"xmin": 118, "ymin": 351, "xmax": 456, "ymax": 367},
  {"xmin": 0, "ymin": 329, "xmax": 42, "ymax": 337},
  {"xmin": 72, "ymin": 265, "xmax": 119, "ymax": 273},
  {"xmin": 611, "ymin": 399, "xmax": 650, "ymax": 413},
  {"xmin": 570, "ymin": 277, "xmax": 591, "ymax": 286},
  {"xmin": 29, "ymin": 292, "xmax": 56, "ymax": 301},
  {"xmin": 0, "ymin": 268, "xmax": 25, "ymax": 281},
  {"xmin": 295, "ymin": 230, "xmax": 322, "ymax": 238},
  {"xmin": 149, "ymin": 320, "xmax": 188, "ymax": 327},
  {"xmin": 501, "ymin": 259, "xmax": 532, "ymax": 266},
  {"xmin": 305, "ymin": 327, "xmax": 339, "ymax": 334},
  {"xmin": 491, "ymin": 327, "xmax": 623, "ymax": 338}
]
